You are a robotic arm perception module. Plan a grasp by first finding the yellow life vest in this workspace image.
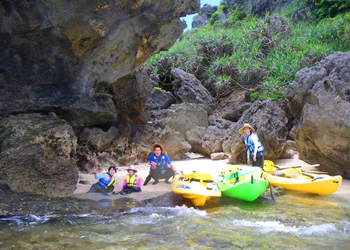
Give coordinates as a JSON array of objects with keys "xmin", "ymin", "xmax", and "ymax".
[{"xmin": 126, "ymin": 175, "xmax": 137, "ymax": 187}]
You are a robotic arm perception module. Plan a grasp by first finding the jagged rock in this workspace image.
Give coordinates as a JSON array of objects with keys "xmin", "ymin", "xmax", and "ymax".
[
  {"xmin": 170, "ymin": 68, "xmax": 216, "ymax": 113},
  {"xmin": 79, "ymin": 127, "xmax": 118, "ymax": 152},
  {"xmin": 208, "ymin": 118, "xmax": 233, "ymax": 130},
  {"xmin": 0, "ymin": 0, "xmax": 200, "ymax": 122},
  {"xmin": 222, "ymin": 0, "xmax": 293, "ymax": 16},
  {"xmin": 286, "ymin": 140, "xmax": 298, "ymax": 151},
  {"xmin": 210, "ymin": 152, "xmax": 226, "ymax": 160},
  {"xmin": 147, "ymin": 103, "xmax": 209, "ymax": 136},
  {"xmin": 279, "ymin": 140, "xmax": 297, "ymax": 159},
  {"xmin": 192, "ymin": 4, "xmax": 218, "ymax": 28},
  {"xmin": 138, "ymin": 125, "xmax": 191, "ymax": 160},
  {"xmin": 223, "ymin": 103, "xmax": 252, "ymax": 122},
  {"xmin": 146, "ymin": 89, "xmax": 176, "ymax": 110},
  {"xmin": 222, "ymin": 100, "xmax": 288, "ymax": 163},
  {"xmin": 0, "ymin": 113, "xmax": 78, "ymax": 196},
  {"xmin": 0, "ymin": 0, "xmax": 200, "ymax": 195},
  {"xmin": 279, "ymin": 148, "xmax": 295, "ymax": 159},
  {"xmin": 187, "ymin": 126, "xmax": 227, "ymax": 157},
  {"xmin": 285, "ymin": 52, "xmax": 350, "ymax": 177}
]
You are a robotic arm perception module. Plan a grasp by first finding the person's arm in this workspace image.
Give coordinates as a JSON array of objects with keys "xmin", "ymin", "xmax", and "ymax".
[
  {"xmin": 136, "ymin": 177, "xmax": 142, "ymax": 187},
  {"xmin": 251, "ymin": 134, "xmax": 260, "ymax": 161},
  {"xmin": 120, "ymin": 179, "xmax": 126, "ymax": 191},
  {"xmin": 94, "ymin": 173, "xmax": 109, "ymax": 179},
  {"xmin": 149, "ymin": 155, "xmax": 157, "ymax": 170},
  {"xmin": 164, "ymin": 155, "xmax": 179, "ymax": 174},
  {"xmin": 244, "ymin": 137, "xmax": 250, "ymax": 164}
]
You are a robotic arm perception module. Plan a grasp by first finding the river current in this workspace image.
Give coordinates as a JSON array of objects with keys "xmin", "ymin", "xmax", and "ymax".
[{"xmin": 1, "ymin": 187, "xmax": 350, "ymax": 249}]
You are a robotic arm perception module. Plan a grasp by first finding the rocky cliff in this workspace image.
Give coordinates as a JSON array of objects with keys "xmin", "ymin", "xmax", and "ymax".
[
  {"xmin": 285, "ymin": 52, "xmax": 350, "ymax": 177},
  {"xmin": 0, "ymin": 0, "xmax": 200, "ymax": 196}
]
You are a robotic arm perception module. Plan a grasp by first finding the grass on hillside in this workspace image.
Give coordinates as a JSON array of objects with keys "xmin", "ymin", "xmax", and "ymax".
[{"xmin": 145, "ymin": 8, "xmax": 350, "ymax": 102}]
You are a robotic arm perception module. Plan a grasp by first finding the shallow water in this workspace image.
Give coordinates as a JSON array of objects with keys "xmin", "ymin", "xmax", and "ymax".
[{"xmin": 1, "ymin": 189, "xmax": 350, "ymax": 250}]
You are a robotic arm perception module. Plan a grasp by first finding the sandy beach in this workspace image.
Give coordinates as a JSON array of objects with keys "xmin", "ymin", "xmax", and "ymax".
[{"xmin": 73, "ymin": 154, "xmax": 350, "ymax": 200}]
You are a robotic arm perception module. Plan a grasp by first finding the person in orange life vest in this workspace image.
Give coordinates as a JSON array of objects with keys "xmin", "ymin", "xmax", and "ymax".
[
  {"xmin": 87, "ymin": 165, "xmax": 117, "ymax": 196},
  {"xmin": 143, "ymin": 143, "xmax": 179, "ymax": 185},
  {"xmin": 239, "ymin": 123, "xmax": 265, "ymax": 169},
  {"xmin": 117, "ymin": 166, "xmax": 142, "ymax": 195}
]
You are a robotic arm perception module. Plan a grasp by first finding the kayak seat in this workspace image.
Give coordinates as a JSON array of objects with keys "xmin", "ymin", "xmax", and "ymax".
[
  {"xmin": 285, "ymin": 168, "xmax": 311, "ymax": 179},
  {"xmin": 182, "ymin": 173, "xmax": 213, "ymax": 186},
  {"xmin": 264, "ymin": 160, "xmax": 276, "ymax": 174}
]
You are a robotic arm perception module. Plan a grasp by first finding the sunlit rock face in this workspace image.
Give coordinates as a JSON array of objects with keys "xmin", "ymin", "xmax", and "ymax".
[
  {"xmin": 285, "ymin": 52, "xmax": 350, "ymax": 177},
  {"xmin": 0, "ymin": 0, "xmax": 200, "ymax": 196}
]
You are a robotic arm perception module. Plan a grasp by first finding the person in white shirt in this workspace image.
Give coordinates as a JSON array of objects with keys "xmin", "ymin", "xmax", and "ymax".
[{"xmin": 239, "ymin": 123, "xmax": 264, "ymax": 169}]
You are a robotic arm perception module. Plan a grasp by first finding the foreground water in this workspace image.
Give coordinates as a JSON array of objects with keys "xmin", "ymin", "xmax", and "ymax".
[{"xmin": 1, "ymin": 188, "xmax": 350, "ymax": 250}]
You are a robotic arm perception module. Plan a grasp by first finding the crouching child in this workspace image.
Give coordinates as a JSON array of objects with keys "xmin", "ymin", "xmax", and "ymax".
[
  {"xmin": 118, "ymin": 167, "xmax": 142, "ymax": 195},
  {"xmin": 87, "ymin": 165, "xmax": 117, "ymax": 196}
]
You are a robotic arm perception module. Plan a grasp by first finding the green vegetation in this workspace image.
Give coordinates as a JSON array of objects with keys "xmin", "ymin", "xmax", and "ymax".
[
  {"xmin": 145, "ymin": 1, "xmax": 350, "ymax": 102},
  {"xmin": 298, "ymin": 0, "xmax": 350, "ymax": 20}
]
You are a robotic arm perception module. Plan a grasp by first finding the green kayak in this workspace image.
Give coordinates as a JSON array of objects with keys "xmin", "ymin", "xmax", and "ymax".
[{"xmin": 217, "ymin": 166, "xmax": 269, "ymax": 201}]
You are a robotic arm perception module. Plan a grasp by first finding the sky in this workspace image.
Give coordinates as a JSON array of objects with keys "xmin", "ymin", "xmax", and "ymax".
[{"xmin": 182, "ymin": 0, "xmax": 222, "ymax": 31}]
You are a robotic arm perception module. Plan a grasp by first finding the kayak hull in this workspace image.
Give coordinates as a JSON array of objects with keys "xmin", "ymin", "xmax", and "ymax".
[
  {"xmin": 218, "ymin": 178, "xmax": 269, "ymax": 201},
  {"xmin": 264, "ymin": 173, "xmax": 342, "ymax": 195},
  {"xmin": 217, "ymin": 167, "xmax": 269, "ymax": 201},
  {"xmin": 171, "ymin": 174, "xmax": 221, "ymax": 206}
]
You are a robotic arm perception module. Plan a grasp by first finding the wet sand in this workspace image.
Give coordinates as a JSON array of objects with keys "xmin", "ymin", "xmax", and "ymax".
[{"xmin": 72, "ymin": 154, "xmax": 349, "ymax": 200}]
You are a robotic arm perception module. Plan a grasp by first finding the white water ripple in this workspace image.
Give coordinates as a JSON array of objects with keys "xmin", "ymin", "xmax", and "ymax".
[{"xmin": 230, "ymin": 219, "xmax": 350, "ymax": 236}]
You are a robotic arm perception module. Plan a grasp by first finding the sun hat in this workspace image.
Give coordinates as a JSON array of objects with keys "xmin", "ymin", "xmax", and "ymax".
[
  {"xmin": 238, "ymin": 123, "xmax": 255, "ymax": 134},
  {"xmin": 126, "ymin": 166, "xmax": 138, "ymax": 173},
  {"xmin": 150, "ymin": 143, "xmax": 168, "ymax": 155}
]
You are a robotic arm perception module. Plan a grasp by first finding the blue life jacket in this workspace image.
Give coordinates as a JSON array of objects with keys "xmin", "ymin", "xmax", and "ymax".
[
  {"xmin": 245, "ymin": 132, "xmax": 264, "ymax": 156},
  {"xmin": 154, "ymin": 154, "xmax": 170, "ymax": 174},
  {"xmin": 97, "ymin": 174, "xmax": 115, "ymax": 189}
]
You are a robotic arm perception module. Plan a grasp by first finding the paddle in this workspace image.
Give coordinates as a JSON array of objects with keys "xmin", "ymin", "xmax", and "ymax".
[
  {"xmin": 274, "ymin": 164, "xmax": 320, "ymax": 170},
  {"xmin": 268, "ymin": 181, "xmax": 277, "ymax": 205}
]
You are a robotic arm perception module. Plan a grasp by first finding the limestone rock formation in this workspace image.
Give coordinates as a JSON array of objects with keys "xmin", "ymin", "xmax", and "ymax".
[
  {"xmin": 187, "ymin": 126, "xmax": 226, "ymax": 156},
  {"xmin": 0, "ymin": 113, "xmax": 78, "ymax": 196},
  {"xmin": 279, "ymin": 140, "xmax": 297, "ymax": 159},
  {"xmin": 147, "ymin": 103, "xmax": 209, "ymax": 136},
  {"xmin": 170, "ymin": 69, "xmax": 216, "ymax": 113},
  {"xmin": 0, "ymin": 0, "xmax": 200, "ymax": 123},
  {"xmin": 146, "ymin": 89, "xmax": 176, "ymax": 110},
  {"xmin": 222, "ymin": 100, "xmax": 288, "ymax": 163},
  {"xmin": 222, "ymin": 0, "xmax": 293, "ymax": 16},
  {"xmin": 285, "ymin": 52, "xmax": 350, "ymax": 177},
  {"xmin": 186, "ymin": 119, "xmax": 232, "ymax": 157},
  {"xmin": 192, "ymin": 4, "xmax": 218, "ymax": 28},
  {"xmin": 0, "ymin": 0, "xmax": 200, "ymax": 195},
  {"xmin": 223, "ymin": 103, "xmax": 252, "ymax": 122}
]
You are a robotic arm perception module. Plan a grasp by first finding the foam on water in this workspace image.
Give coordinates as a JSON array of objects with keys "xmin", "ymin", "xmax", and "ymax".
[
  {"xmin": 0, "ymin": 215, "xmax": 57, "ymax": 226},
  {"xmin": 119, "ymin": 205, "xmax": 208, "ymax": 226},
  {"xmin": 230, "ymin": 219, "xmax": 350, "ymax": 236}
]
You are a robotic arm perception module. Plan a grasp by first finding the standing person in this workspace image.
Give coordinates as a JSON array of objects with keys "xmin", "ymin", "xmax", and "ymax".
[
  {"xmin": 143, "ymin": 143, "xmax": 178, "ymax": 185},
  {"xmin": 117, "ymin": 166, "xmax": 142, "ymax": 195},
  {"xmin": 87, "ymin": 165, "xmax": 117, "ymax": 196},
  {"xmin": 239, "ymin": 123, "xmax": 264, "ymax": 169}
]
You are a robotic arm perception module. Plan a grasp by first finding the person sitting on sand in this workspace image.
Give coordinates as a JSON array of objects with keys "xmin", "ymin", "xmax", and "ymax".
[
  {"xmin": 87, "ymin": 165, "xmax": 117, "ymax": 196},
  {"xmin": 239, "ymin": 123, "xmax": 264, "ymax": 169},
  {"xmin": 117, "ymin": 166, "xmax": 142, "ymax": 195},
  {"xmin": 143, "ymin": 143, "xmax": 178, "ymax": 185}
]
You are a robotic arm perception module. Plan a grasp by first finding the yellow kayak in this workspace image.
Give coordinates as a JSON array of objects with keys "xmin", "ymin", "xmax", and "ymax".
[
  {"xmin": 264, "ymin": 169, "xmax": 342, "ymax": 195},
  {"xmin": 171, "ymin": 172, "xmax": 221, "ymax": 206}
]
